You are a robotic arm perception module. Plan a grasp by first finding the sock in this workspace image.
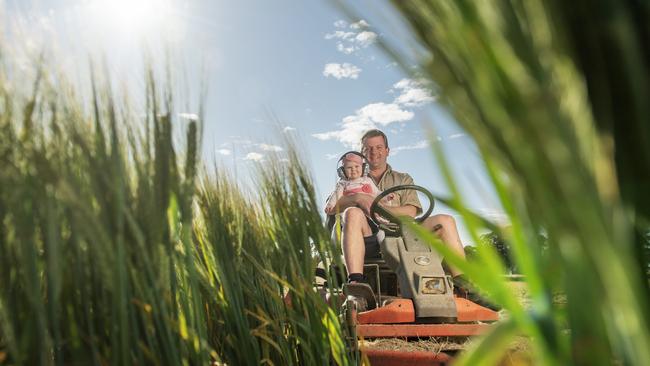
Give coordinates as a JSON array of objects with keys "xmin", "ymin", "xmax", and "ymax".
[{"xmin": 347, "ymin": 273, "xmax": 365, "ymax": 283}]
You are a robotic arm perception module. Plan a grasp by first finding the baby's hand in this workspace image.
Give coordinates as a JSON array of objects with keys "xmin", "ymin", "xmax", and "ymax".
[{"xmin": 379, "ymin": 193, "xmax": 396, "ymax": 206}]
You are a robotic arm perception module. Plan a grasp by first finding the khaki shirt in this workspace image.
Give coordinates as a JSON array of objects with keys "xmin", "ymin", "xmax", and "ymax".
[{"xmin": 371, "ymin": 164, "xmax": 422, "ymax": 214}]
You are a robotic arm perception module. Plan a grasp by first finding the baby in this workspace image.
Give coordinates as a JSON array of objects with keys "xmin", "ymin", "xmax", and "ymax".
[{"xmin": 324, "ymin": 152, "xmax": 381, "ymax": 215}]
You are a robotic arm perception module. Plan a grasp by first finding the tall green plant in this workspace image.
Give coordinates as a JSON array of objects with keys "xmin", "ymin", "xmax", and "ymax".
[
  {"xmin": 368, "ymin": 0, "xmax": 650, "ymax": 364},
  {"xmin": 0, "ymin": 50, "xmax": 348, "ymax": 364}
]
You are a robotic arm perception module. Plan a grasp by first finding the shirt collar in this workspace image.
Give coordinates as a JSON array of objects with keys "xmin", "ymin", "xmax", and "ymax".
[{"xmin": 372, "ymin": 164, "xmax": 392, "ymax": 185}]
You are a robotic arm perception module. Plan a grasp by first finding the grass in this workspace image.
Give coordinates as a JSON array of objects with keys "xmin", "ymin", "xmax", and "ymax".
[
  {"xmin": 360, "ymin": 0, "xmax": 650, "ymax": 364},
  {"xmin": 3, "ymin": 1, "xmax": 649, "ymax": 365},
  {"xmin": 0, "ymin": 52, "xmax": 349, "ymax": 364}
]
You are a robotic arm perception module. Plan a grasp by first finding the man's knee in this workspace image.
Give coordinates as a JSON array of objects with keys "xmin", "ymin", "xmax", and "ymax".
[
  {"xmin": 424, "ymin": 214, "xmax": 456, "ymax": 231},
  {"xmin": 434, "ymin": 214, "xmax": 456, "ymax": 227},
  {"xmin": 342, "ymin": 207, "xmax": 366, "ymax": 226},
  {"xmin": 342, "ymin": 207, "xmax": 372, "ymax": 238}
]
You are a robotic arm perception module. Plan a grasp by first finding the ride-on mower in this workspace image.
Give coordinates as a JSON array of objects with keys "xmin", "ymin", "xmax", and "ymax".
[{"xmin": 333, "ymin": 185, "xmax": 499, "ymax": 365}]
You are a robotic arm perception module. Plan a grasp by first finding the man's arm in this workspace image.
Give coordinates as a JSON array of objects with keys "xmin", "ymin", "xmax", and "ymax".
[
  {"xmin": 383, "ymin": 204, "xmax": 418, "ymax": 218},
  {"xmin": 335, "ymin": 193, "xmax": 418, "ymax": 219},
  {"xmin": 333, "ymin": 193, "xmax": 375, "ymax": 214},
  {"xmin": 378, "ymin": 173, "xmax": 421, "ymax": 219}
]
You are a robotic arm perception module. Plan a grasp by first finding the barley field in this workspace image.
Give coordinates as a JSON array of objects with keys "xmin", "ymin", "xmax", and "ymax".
[{"xmin": 1, "ymin": 0, "xmax": 650, "ymax": 365}]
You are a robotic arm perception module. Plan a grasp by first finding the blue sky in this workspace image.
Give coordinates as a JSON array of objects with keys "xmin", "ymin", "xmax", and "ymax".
[{"xmin": 4, "ymin": 0, "xmax": 506, "ymax": 244}]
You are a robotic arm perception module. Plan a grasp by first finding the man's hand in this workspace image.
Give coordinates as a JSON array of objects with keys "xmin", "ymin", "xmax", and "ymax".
[
  {"xmin": 336, "ymin": 193, "xmax": 418, "ymax": 219},
  {"xmin": 335, "ymin": 193, "xmax": 376, "ymax": 215},
  {"xmin": 384, "ymin": 204, "xmax": 418, "ymax": 218},
  {"xmin": 354, "ymin": 194, "xmax": 375, "ymax": 215}
]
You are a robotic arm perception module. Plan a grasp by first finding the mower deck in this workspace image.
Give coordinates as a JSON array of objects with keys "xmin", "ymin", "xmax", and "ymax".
[
  {"xmin": 343, "ymin": 296, "xmax": 499, "ymax": 365},
  {"xmin": 361, "ymin": 349, "xmax": 452, "ymax": 366},
  {"xmin": 354, "ymin": 296, "xmax": 498, "ymax": 338}
]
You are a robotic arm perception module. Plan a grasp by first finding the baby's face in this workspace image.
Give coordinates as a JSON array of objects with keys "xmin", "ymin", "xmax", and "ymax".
[{"xmin": 343, "ymin": 161, "xmax": 363, "ymax": 179}]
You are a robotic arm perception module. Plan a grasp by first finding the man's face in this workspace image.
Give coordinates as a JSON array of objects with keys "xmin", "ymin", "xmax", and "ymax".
[
  {"xmin": 343, "ymin": 161, "xmax": 363, "ymax": 180},
  {"xmin": 362, "ymin": 135, "xmax": 389, "ymax": 168}
]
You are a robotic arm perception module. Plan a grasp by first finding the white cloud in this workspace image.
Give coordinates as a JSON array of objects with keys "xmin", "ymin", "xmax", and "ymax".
[
  {"xmin": 476, "ymin": 208, "xmax": 510, "ymax": 226},
  {"xmin": 244, "ymin": 152, "xmax": 264, "ymax": 161},
  {"xmin": 336, "ymin": 44, "xmax": 356, "ymax": 54},
  {"xmin": 313, "ymin": 130, "xmax": 343, "ymax": 141},
  {"xmin": 350, "ymin": 20, "xmax": 370, "ymax": 29},
  {"xmin": 178, "ymin": 112, "xmax": 199, "ymax": 121},
  {"xmin": 448, "ymin": 133, "xmax": 466, "ymax": 139},
  {"xmin": 334, "ymin": 20, "xmax": 348, "ymax": 28},
  {"xmin": 392, "ymin": 78, "xmax": 435, "ymax": 107},
  {"xmin": 390, "ymin": 140, "xmax": 433, "ymax": 155},
  {"xmin": 393, "ymin": 79, "xmax": 414, "ymax": 89},
  {"xmin": 325, "ymin": 30, "xmax": 355, "ymax": 40},
  {"xmin": 357, "ymin": 103, "xmax": 413, "ymax": 125},
  {"xmin": 325, "ymin": 153, "xmax": 342, "ymax": 160},
  {"xmin": 283, "ymin": 126, "xmax": 296, "ymax": 132},
  {"xmin": 355, "ymin": 31, "xmax": 377, "ymax": 47},
  {"xmin": 392, "ymin": 140, "xmax": 429, "ymax": 152},
  {"xmin": 325, "ymin": 21, "xmax": 377, "ymax": 55},
  {"xmin": 258, "ymin": 143, "xmax": 283, "ymax": 152},
  {"xmin": 312, "ymin": 102, "xmax": 413, "ymax": 148},
  {"xmin": 313, "ymin": 76, "xmax": 436, "ymax": 148},
  {"xmin": 323, "ymin": 63, "xmax": 362, "ymax": 79},
  {"xmin": 217, "ymin": 149, "xmax": 232, "ymax": 156},
  {"xmin": 221, "ymin": 138, "xmax": 283, "ymax": 150}
]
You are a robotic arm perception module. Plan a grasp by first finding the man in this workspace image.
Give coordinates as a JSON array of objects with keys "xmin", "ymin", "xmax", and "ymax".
[{"xmin": 332, "ymin": 129, "xmax": 492, "ymax": 307}]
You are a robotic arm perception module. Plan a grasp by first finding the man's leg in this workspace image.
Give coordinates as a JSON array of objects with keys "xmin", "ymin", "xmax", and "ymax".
[
  {"xmin": 422, "ymin": 214, "xmax": 466, "ymax": 277},
  {"xmin": 341, "ymin": 207, "xmax": 372, "ymax": 280}
]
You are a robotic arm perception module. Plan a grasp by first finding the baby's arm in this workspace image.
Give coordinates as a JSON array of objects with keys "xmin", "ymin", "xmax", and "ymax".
[{"xmin": 324, "ymin": 181, "xmax": 346, "ymax": 214}]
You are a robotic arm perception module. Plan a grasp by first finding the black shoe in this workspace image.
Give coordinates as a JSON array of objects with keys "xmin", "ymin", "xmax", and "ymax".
[{"xmin": 452, "ymin": 275, "xmax": 502, "ymax": 311}]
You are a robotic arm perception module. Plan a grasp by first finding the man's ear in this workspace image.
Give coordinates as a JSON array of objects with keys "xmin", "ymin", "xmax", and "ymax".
[{"xmin": 386, "ymin": 147, "xmax": 390, "ymax": 156}]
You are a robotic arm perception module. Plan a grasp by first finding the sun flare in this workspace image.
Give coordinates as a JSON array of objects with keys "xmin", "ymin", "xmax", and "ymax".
[{"xmin": 85, "ymin": 0, "xmax": 176, "ymax": 40}]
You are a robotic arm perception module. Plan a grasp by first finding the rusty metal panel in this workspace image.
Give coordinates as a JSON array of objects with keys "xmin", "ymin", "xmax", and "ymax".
[{"xmin": 362, "ymin": 349, "xmax": 452, "ymax": 366}]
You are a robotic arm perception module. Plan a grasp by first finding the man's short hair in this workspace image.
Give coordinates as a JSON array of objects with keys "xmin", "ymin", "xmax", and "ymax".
[{"xmin": 360, "ymin": 129, "xmax": 389, "ymax": 149}]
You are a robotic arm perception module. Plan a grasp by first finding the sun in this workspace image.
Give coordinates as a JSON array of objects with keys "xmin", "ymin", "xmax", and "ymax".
[{"xmin": 84, "ymin": 0, "xmax": 176, "ymax": 40}]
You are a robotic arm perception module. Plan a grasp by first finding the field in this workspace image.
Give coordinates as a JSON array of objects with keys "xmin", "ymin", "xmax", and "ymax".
[
  {"xmin": 2, "ymin": 0, "xmax": 650, "ymax": 365},
  {"xmin": 0, "ymin": 58, "xmax": 352, "ymax": 364}
]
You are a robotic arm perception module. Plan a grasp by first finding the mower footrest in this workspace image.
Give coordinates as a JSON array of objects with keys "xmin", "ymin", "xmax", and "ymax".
[
  {"xmin": 357, "ymin": 299, "xmax": 415, "ymax": 324},
  {"xmin": 455, "ymin": 297, "xmax": 500, "ymax": 322}
]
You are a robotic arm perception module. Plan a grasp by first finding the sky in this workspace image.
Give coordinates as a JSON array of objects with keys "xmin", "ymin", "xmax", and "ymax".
[{"xmin": 3, "ymin": 0, "xmax": 507, "ymax": 244}]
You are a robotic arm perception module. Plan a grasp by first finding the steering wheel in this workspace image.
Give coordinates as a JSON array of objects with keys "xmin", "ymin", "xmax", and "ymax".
[{"xmin": 369, "ymin": 185, "xmax": 435, "ymax": 229}]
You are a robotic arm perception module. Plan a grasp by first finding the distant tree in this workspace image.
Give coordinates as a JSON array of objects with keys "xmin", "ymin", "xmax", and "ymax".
[
  {"xmin": 464, "ymin": 245, "xmax": 478, "ymax": 261},
  {"xmin": 477, "ymin": 231, "xmax": 550, "ymax": 275},
  {"xmin": 479, "ymin": 231, "xmax": 517, "ymax": 274}
]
